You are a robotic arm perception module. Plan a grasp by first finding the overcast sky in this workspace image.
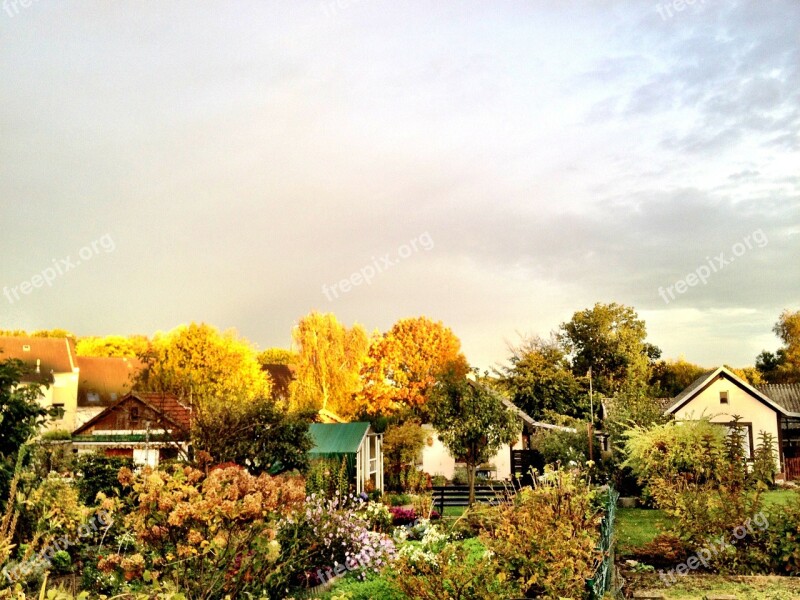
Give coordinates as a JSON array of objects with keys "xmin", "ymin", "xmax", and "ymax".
[{"xmin": 1, "ymin": 1, "xmax": 798, "ymax": 370}]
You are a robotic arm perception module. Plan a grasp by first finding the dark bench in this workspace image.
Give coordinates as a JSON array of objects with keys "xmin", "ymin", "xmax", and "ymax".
[{"xmin": 431, "ymin": 484, "xmax": 517, "ymax": 514}]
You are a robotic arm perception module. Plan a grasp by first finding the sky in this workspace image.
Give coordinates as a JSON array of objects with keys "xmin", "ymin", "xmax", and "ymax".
[{"xmin": 1, "ymin": 1, "xmax": 798, "ymax": 371}]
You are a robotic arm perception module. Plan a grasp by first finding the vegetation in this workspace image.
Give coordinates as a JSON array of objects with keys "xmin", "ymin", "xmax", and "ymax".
[
  {"xmin": 757, "ymin": 308, "xmax": 800, "ymax": 383},
  {"xmin": 357, "ymin": 316, "xmax": 468, "ymax": 418},
  {"xmin": 428, "ymin": 368, "xmax": 520, "ymax": 504},
  {"xmin": 289, "ymin": 311, "xmax": 368, "ymax": 418}
]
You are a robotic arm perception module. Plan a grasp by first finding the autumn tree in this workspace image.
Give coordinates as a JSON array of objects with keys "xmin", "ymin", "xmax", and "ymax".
[
  {"xmin": 288, "ymin": 312, "xmax": 368, "ymax": 419},
  {"xmin": 429, "ymin": 367, "xmax": 521, "ymax": 504},
  {"xmin": 757, "ymin": 309, "xmax": 800, "ymax": 383},
  {"xmin": 357, "ymin": 316, "xmax": 468, "ymax": 417},
  {"xmin": 134, "ymin": 323, "xmax": 273, "ymax": 463},
  {"xmin": 76, "ymin": 335, "xmax": 149, "ymax": 358},
  {"xmin": 257, "ymin": 347, "xmax": 299, "ymax": 366},
  {"xmin": 559, "ymin": 302, "xmax": 660, "ymax": 397},
  {"xmin": 499, "ymin": 335, "xmax": 586, "ymax": 420}
]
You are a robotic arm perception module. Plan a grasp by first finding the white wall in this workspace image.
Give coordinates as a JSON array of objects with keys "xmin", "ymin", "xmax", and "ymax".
[{"xmin": 420, "ymin": 423, "xmax": 522, "ymax": 480}]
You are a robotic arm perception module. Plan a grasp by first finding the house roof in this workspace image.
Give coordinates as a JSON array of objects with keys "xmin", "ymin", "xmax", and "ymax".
[
  {"xmin": 76, "ymin": 356, "xmax": 142, "ymax": 406},
  {"xmin": 0, "ymin": 336, "xmax": 77, "ymax": 380},
  {"xmin": 308, "ymin": 422, "xmax": 370, "ymax": 456},
  {"xmin": 499, "ymin": 397, "xmax": 577, "ymax": 432},
  {"xmin": 756, "ymin": 384, "xmax": 800, "ymax": 414},
  {"xmin": 665, "ymin": 366, "xmax": 800, "ymax": 418},
  {"xmin": 72, "ymin": 391, "xmax": 191, "ymax": 435}
]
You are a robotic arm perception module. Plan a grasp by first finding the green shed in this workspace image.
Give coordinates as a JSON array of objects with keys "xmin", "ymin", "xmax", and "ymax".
[{"xmin": 308, "ymin": 422, "xmax": 383, "ymax": 494}]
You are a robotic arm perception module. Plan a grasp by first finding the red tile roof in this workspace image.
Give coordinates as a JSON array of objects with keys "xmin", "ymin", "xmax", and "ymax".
[
  {"xmin": 76, "ymin": 356, "xmax": 142, "ymax": 406},
  {"xmin": 0, "ymin": 336, "xmax": 77, "ymax": 377}
]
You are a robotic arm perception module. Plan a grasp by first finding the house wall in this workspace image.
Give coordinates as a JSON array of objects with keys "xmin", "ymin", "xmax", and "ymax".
[
  {"xmin": 420, "ymin": 423, "xmax": 522, "ymax": 480},
  {"xmin": 37, "ymin": 371, "xmax": 79, "ymax": 432},
  {"xmin": 673, "ymin": 377, "xmax": 781, "ymax": 466}
]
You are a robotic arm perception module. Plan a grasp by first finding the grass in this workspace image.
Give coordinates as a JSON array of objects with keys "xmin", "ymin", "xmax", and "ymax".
[
  {"xmin": 628, "ymin": 573, "xmax": 800, "ymax": 599},
  {"xmin": 616, "ymin": 507, "xmax": 667, "ymax": 555},
  {"xmin": 615, "ymin": 488, "xmax": 799, "ymax": 556}
]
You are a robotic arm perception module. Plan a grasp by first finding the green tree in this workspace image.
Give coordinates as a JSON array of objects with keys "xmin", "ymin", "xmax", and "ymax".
[
  {"xmin": 500, "ymin": 335, "xmax": 586, "ymax": 420},
  {"xmin": 289, "ymin": 312, "xmax": 368, "ymax": 419},
  {"xmin": 559, "ymin": 302, "xmax": 660, "ymax": 396},
  {"xmin": 193, "ymin": 399, "xmax": 313, "ymax": 474},
  {"xmin": 0, "ymin": 359, "xmax": 49, "ymax": 499},
  {"xmin": 757, "ymin": 309, "xmax": 800, "ymax": 383},
  {"xmin": 428, "ymin": 367, "xmax": 521, "ymax": 504},
  {"xmin": 649, "ymin": 357, "xmax": 707, "ymax": 397}
]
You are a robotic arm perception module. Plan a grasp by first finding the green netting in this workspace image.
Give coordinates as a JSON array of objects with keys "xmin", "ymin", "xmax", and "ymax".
[{"xmin": 586, "ymin": 487, "xmax": 619, "ymax": 599}]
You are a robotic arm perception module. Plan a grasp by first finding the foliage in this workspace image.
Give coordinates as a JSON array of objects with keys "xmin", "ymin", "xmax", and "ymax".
[
  {"xmin": 75, "ymin": 335, "xmax": 149, "ymax": 358},
  {"xmin": 192, "ymin": 398, "xmax": 313, "ymax": 474},
  {"xmin": 306, "ymin": 457, "xmax": 351, "ymax": 498},
  {"xmin": 0, "ymin": 359, "xmax": 49, "ymax": 500},
  {"xmin": 428, "ymin": 368, "xmax": 520, "ymax": 504},
  {"xmin": 500, "ymin": 334, "xmax": 588, "ymax": 420},
  {"xmin": 289, "ymin": 312, "xmax": 368, "ymax": 419},
  {"xmin": 74, "ymin": 454, "xmax": 134, "ymax": 505},
  {"xmin": 477, "ymin": 469, "xmax": 602, "ymax": 598},
  {"xmin": 757, "ymin": 309, "xmax": 800, "ymax": 383},
  {"xmin": 108, "ymin": 464, "xmax": 306, "ymax": 599},
  {"xmin": 530, "ymin": 426, "xmax": 591, "ymax": 468},
  {"xmin": 648, "ymin": 357, "xmax": 707, "ymax": 398},
  {"xmin": 751, "ymin": 431, "xmax": 778, "ymax": 487},
  {"xmin": 559, "ymin": 302, "xmax": 661, "ymax": 396},
  {"xmin": 391, "ymin": 535, "xmax": 519, "ymax": 600},
  {"xmin": 382, "ymin": 420, "xmax": 426, "ymax": 492},
  {"xmin": 624, "ymin": 417, "xmax": 763, "ymax": 548},
  {"xmin": 323, "ymin": 570, "xmax": 406, "ymax": 600},
  {"xmin": 256, "ymin": 347, "xmax": 298, "ymax": 366},
  {"xmin": 357, "ymin": 317, "xmax": 468, "ymax": 418},
  {"xmin": 135, "ymin": 322, "xmax": 270, "ymax": 405}
]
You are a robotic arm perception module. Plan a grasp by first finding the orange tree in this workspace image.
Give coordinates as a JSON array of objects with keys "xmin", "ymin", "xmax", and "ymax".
[{"xmin": 357, "ymin": 317, "xmax": 468, "ymax": 418}]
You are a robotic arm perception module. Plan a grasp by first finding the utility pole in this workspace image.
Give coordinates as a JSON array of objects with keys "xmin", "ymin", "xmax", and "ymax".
[{"xmin": 588, "ymin": 367, "xmax": 594, "ymax": 461}]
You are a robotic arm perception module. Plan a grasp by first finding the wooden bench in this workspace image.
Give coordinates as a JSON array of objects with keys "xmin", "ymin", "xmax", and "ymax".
[{"xmin": 431, "ymin": 484, "xmax": 517, "ymax": 514}]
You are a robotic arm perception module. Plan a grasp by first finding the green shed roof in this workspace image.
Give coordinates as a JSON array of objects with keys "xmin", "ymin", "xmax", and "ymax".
[{"xmin": 308, "ymin": 422, "xmax": 370, "ymax": 456}]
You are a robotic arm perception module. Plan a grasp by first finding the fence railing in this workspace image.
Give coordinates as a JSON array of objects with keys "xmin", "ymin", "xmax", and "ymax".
[{"xmin": 586, "ymin": 487, "xmax": 619, "ymax": 599}]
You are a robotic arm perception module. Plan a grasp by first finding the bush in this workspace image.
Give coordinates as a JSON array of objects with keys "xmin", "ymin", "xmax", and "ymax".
[
  {"xmin": 103, "ymin": 464, "xmax": 306, "ymax": 598},
  {"xmin": 74, "ymin": 454, "xmax": 134, "ymax": 505},
  {"xmin": 306, "ymin": 457, "xmax": 351, "ymax": 498},
  {"xmin": 477, "ymin": 469, "xmax": 602, "ymax": 598}
]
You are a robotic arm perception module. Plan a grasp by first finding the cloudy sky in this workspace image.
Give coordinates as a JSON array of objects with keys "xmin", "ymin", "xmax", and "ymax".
[{"xmin": 1, "ymin": 1, "xmax": 798, "ymax": 370}]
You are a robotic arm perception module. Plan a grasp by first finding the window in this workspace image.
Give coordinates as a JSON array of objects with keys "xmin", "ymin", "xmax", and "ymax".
[
  {"xmin": 87, "ymin": 392, "xmax": 100, "ymax": 403},
  {"xmin": 717, "ymin": 422, "xmax": 753, "ymax": 459},
  {"xmin": 130, "ymin": 406, "xmax": 140, "ymax": 425},
  {"xmin": 720, "ymin": 391, "xmax": 729, "ymax": 404},
  {"xmin": 51, "ymin": 403, "xmax": 65, "ymax": 419}
]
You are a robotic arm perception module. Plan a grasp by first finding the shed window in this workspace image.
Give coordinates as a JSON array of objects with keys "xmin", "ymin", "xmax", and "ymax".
[{"xmin": 720, "ymin": 391, "xmax": 729, "ymax": 404}]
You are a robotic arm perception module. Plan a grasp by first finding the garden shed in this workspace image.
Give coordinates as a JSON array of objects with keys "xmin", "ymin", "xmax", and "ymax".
[{"xmin": 308, "ymin": 422, "xmax": 383, "ymax": 494}]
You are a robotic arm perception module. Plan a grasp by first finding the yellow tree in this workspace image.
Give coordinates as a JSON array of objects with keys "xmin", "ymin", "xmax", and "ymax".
[
  {"xmin": 288, "ymin": 312, "xmax": 368, "ymax": 419},
  {"xmin": 135, "ymin": 322, "xmax": 271, "ymax": 410},
  {"xmin": 76, "ymin": 335, "xmax": 149, "ymax": 357},
  {"xmin": 357, "ymin": 316, "xmax": 468, "ymax": 417}
]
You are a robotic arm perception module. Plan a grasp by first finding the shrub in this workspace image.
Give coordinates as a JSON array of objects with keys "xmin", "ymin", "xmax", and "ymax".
[
  {"xmin": 391, "ymin": 538, "xmax": 519, "ymax": 600},
  {"xmin": 751, "ymin": 431, "xmax": 778, "ymax": 488},
  {"xmin": 105, "ymin": 464, "xmax": 306, "ymax": 598},
  {"xmin": 74, "ymin": 454, "xmax": 134, "ymax": 505},
  {"xmin": 477, "ymin": 469, "xmax": 602, "ymax": 598},
  {"xmin": 306, "ymin": 457, "xmax": 351, "ymax": 498}
]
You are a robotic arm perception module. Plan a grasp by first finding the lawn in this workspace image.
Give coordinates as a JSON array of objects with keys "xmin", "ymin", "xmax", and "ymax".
[{"xmin": 615, "ymin": 488, "xmax": 799, "ymax": 556}]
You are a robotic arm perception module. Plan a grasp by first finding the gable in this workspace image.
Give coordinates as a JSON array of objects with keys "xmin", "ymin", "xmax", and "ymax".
[{"xmin": 73, "ymin": 392, "xmax": 190, "ymax": 435}]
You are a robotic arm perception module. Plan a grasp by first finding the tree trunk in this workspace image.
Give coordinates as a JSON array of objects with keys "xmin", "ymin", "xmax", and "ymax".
[{"xmin": 467, "ymin": 464, "xmax": 477, "ymax": 506}]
